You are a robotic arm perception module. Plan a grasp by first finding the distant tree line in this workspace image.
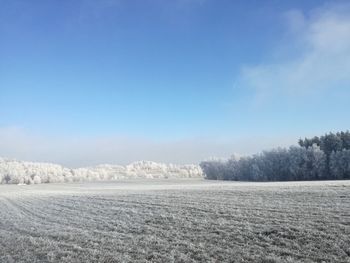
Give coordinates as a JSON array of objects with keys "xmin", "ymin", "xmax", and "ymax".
[
  {"xmin": 200, "ymin": 131, "xmax": 350, "ymax": 181},
  {"xmin": 0, "ymin": 159, "xmax": 202, "ymax": 184}
]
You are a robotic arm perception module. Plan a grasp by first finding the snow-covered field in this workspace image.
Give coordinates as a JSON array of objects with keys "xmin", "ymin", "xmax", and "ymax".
[{"xmin": 0, "ymin": 179, "xmax": 349, "ymax": 262}]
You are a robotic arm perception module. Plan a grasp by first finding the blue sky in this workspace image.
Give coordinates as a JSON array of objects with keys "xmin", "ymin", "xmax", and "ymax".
[{"xmin": 1, "ymin": 0, "xmax": 350, "ymax": 167}]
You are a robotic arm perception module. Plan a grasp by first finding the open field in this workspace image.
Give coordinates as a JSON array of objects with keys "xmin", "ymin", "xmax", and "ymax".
[{"xmin": 0, "ymin": 179, "xmax": 349, "ymax": 263}]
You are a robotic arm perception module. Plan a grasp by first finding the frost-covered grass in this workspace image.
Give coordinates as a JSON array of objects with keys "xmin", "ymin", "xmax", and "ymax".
[{"xmin": 0, "ymin": 179, "xmax": 349, "ymax": 262}]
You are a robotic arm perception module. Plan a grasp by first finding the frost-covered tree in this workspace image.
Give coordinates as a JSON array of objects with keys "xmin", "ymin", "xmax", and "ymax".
[
  {"xmin": 339, "ymin": 131, "xmax": 350, "ymax": 150},
  {"xmin": 0, "ymin": 158, "xmax": 203, "ymax": 184},
  {"xmin": 330, "ymin": 150, "xmax": 350, "ymax": 180},
  {"xmin": 200, "ymin": 145, "xmax": 329, "ymax": 182},
  {"xmin": 200, "ymin": 160, "xmax": 225, "ymax": 180},
  {"xmin": 299, "ymin": 131, "xmax": 349, "ymax": 153},
  {"xmin": 300, "ymin": 145, "xmax": 327, "ymax": 180},
  {"xmin": 296, "ymin": 131, "xmax": 350, "ymax": 179}
]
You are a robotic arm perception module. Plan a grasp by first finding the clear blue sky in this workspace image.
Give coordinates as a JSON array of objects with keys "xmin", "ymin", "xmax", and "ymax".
[{"xmin": 1, "ymin": 0, "xmax": 350, "ymax": 166}]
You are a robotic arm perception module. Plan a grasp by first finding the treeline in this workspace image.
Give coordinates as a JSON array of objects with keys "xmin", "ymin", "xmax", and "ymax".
[
  {"xmin": 200, "ymin": 131, "xmax": 350, "ymax": 181},
  {"xmin": 0, "ymin": 159, "xmax": 203, "ymax": 184}
]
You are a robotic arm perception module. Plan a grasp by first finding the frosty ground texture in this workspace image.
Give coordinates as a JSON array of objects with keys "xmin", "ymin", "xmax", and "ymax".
[{"xmin": 0, "ymin": 179, "xmax": 349, "ymax": 263}]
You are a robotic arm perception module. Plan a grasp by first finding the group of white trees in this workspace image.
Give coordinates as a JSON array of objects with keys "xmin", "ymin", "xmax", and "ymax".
[
  {"xmin": 0, "ymin": 158, "xmax": 203, "ymax": 184},
  {"xmin": 201, "ymin": 145, "xmax": 328, "ymax": 181},
  {"xmin": 200, "ymin": 131, "xmax": 350, "ymax": 181}
]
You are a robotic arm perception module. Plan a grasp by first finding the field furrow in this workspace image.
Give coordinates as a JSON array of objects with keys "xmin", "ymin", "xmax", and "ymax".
[{"xmin": 0, "ymin": 179, "xmax": 349, "ymax": 263}]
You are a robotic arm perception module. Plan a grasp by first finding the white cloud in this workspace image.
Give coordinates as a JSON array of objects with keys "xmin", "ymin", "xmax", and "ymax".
[{"xmin": 239, "ymin": 3, "xmax": 350, "ymax": 102}]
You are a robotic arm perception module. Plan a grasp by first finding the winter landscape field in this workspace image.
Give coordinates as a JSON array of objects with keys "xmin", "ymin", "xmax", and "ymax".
[{"xmin": 1, "ymin": 179, "xmax": 349, "ymax": 263}]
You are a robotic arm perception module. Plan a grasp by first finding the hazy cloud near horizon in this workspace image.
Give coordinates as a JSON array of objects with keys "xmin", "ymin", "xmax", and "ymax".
[{"xmin": 0, "ymin": 127, "xmax": 297, "ymax": 168}]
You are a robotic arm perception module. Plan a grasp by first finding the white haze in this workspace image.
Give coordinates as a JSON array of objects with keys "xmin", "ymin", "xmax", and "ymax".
[{"xmin": 0, "ymin": 127, "xmax": 297, "ymax": 168}]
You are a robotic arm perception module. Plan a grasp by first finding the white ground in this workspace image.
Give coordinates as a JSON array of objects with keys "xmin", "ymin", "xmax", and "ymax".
[{"xmin": 0, "ymin": 179, "xmax": 349, "ymax": 262}]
